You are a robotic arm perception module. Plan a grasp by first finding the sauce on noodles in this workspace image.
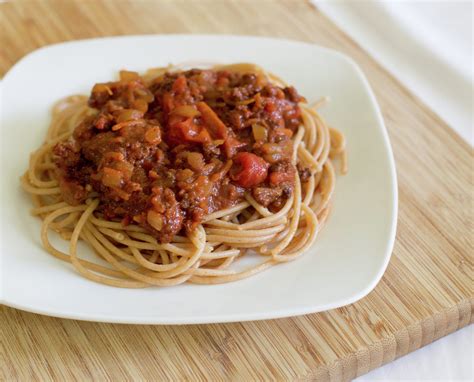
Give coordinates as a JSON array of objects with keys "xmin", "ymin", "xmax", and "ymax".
[{"xmin": 54, "ymin": 69, "xmax": 310, "ymax": 242}]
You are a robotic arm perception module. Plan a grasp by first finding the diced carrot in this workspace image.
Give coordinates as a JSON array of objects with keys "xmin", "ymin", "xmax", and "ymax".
[
  {"xmin": 172, "ymin": 75, "xmax": 187, "ymax": 94},
  {"xmin": 196, "ymin": 101, "xmax": 228, "ymax": 140},
  {"xmin": 162, "ymin": 92, "xmax": 174, "ymax": 113}
]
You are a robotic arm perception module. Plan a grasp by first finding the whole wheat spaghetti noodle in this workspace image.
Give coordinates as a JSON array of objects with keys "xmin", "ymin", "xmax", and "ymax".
[{"xmin": 21, "ymin": 63, "xmax": 347, "ymax": 287}]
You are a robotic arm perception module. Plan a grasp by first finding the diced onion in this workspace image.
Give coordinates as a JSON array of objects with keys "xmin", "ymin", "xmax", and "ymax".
[
  {"xmin": 102, "ymin": 167, "xmax": 123, "ymax": 188},
  {"xmin": 132, "ymin": 99, "xmax": 149, "ymax": 113},
  {"xmin": 252, "ymin": 124, "xmax": 268, "ymax": 141},
  {"xmin": 187, "ymin": 152, "xmax": 205, "ymax": 171},
  {"xmin": 263, "ymin": 153, "xmax": 285, "ymax": 163},
  {"xmin": 171, "ymin": 105, "xmax": 201, "ymax": 118},
  {"xmin": 147, "ymin": 210, "xmax": 163, "ymax": 231},
  {"xmin": 176, "ymin": 169, "xmax": 194, "ymax": 181},
  {"xmin": 261, "ymin": 142, "xmax": 290, "ymax": 154},
  {"xmin": 236, "ymin": 98, "xmax": 255, "ymax": 105},
  {"xmin": 119, "ymin": 70, "xmax": 139, "ymax": 81},
  {"xmin": 92, "ymin": 83, "xmax": 112, "ymax": 95},
  {"xmin": 103, "ymin": 152, "xmax": 125, "ymax": 161},
  {"xmin": 145, "ymin": 126, "xmax": 162, "ymax": 145},
  {"xmin": 116, "ymin": 109, "xmax": 144, "ymax": 123}
]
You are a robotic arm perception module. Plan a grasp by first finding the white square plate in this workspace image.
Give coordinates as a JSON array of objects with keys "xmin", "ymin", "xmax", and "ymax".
[{"xmin": 0, "ymin": 35, "xmax": 397, "ymax": 324}]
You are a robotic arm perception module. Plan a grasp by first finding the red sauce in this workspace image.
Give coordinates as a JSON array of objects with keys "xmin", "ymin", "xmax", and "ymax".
[{"xmin": 54, "ymin": 68, "xmax": 306, "ymax": 242}]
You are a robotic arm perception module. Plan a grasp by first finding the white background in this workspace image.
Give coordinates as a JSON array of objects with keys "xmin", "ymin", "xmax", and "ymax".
[
  {"xmin": 316, "ymin": 1, "xmax": 473, "ymax": 381},
  {"xmin": 317, "ymin": 0, "xmax": 473, "ymax": 144}
]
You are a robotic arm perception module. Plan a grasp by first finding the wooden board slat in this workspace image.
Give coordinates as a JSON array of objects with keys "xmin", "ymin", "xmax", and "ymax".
[{"xmin": 0, "ymin": 1, "xmax": 472, "ymax": 381}]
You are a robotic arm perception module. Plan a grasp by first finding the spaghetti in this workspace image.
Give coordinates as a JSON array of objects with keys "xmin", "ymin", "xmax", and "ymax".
[{"xmin": 21, "ymin": 63, "xmax": 347, "ymax": 287}]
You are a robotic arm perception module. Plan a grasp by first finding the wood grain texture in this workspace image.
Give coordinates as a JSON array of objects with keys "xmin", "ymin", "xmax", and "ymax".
[{"xmin": 0, "ymin": 1, "xmax": 472, "ymax": 380}]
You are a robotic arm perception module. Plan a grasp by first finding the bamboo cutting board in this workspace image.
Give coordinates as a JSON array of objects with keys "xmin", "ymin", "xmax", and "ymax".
[{"xmin": 0, "ymin": 1, "xmax": 472, "ymax": 380}]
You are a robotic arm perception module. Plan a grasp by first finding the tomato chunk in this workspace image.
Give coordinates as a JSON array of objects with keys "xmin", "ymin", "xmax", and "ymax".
[
  {"xmin": 167, "ymin": 118, "xmax": 211, "ymax": 145},
  {"xmin": 231, "ymin": 152, "xmax": 269, "ymax": 187}
]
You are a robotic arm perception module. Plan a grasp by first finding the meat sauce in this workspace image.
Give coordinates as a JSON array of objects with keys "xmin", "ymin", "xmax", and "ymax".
[{"xmin": 54, "ymin": 68, "xmax": 306, "ymax": 242}]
